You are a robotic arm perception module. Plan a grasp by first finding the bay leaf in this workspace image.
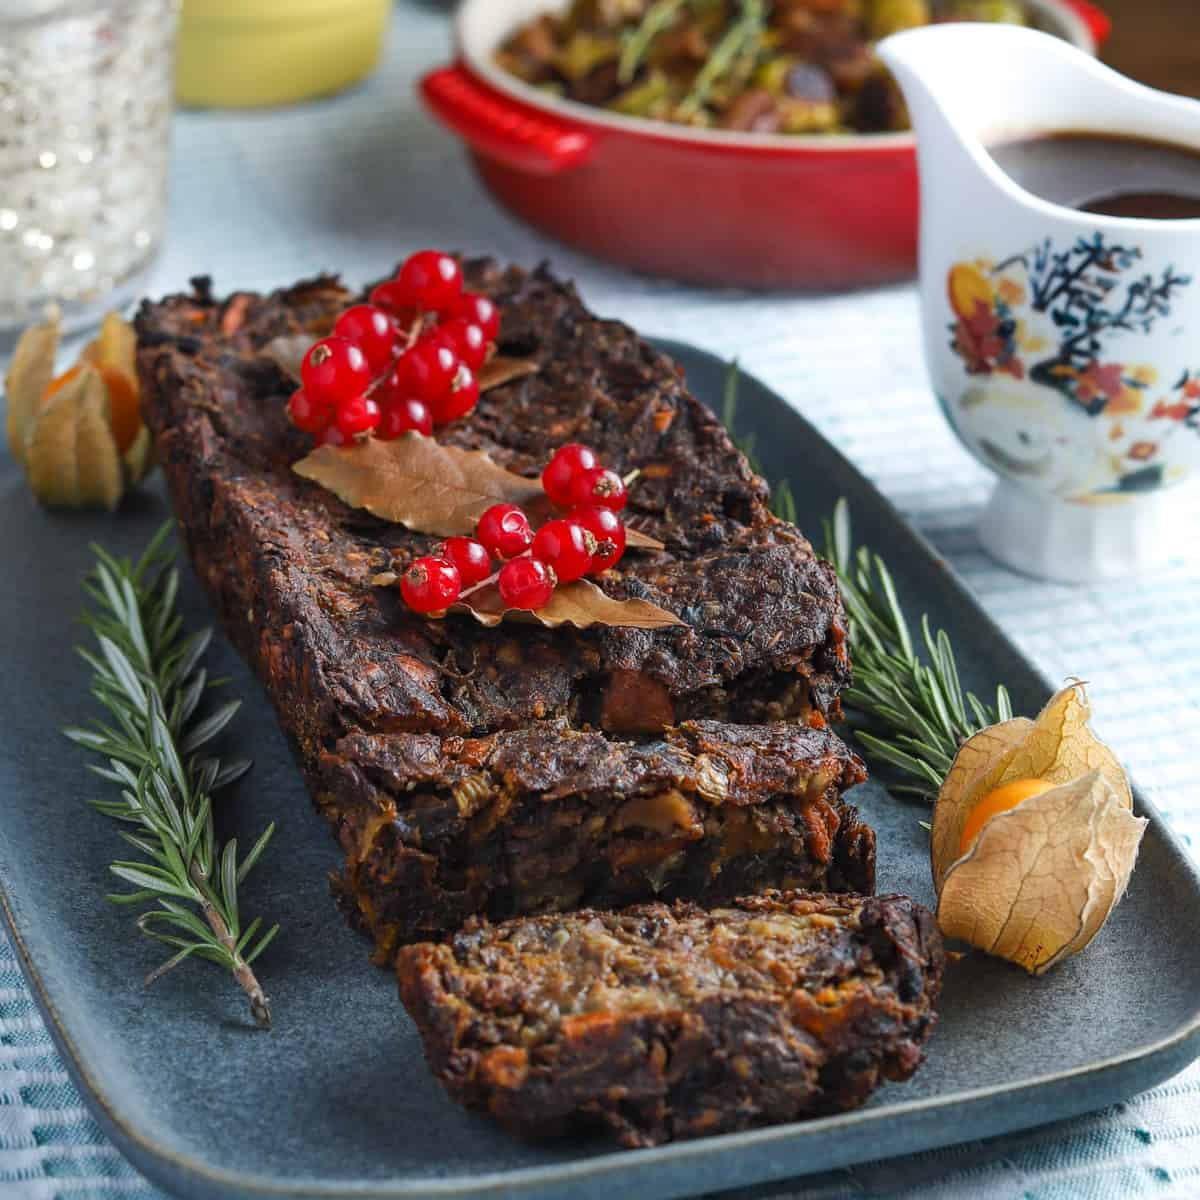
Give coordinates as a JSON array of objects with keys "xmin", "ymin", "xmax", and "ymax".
[
  {"xmin": 262, "ymin": 334, "xmax": 311, "ymax": 382},
  {"xmin": 622, "ymin": 526, "xmax": 663, "ymax": 550},
  {"xmin": 476, "ymin": 355, "xmax": 539, "ymax": 390},
  {"xmin": 295, "ymin": 433, "xmax": 665, "ymax": 549},
  {"xmin": 294, "ymin": 434, "xmax": 544, "ymax": 536},
  {"xmin": 451, "ymin": 577, "xmax": 687, "ymax": 630}
]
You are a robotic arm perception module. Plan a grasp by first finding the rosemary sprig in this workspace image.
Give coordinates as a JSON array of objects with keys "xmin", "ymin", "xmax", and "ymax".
[
  {"xmin": 821, "ymin": 500, "xmax": 1013, "ymax": 800},
  {"xmin": 720, "ymin": 362, "xmax": 1011, "ymax": 799},
  {"xmin": 618, "ymin": 0, "xmax": 689, "ymax": 84},
  {"xmin": 721, "ymin": 358, "xmax": 796, "ymax": 523},
  {"xmin": 64, "ymin": 523, "xmax": 279, "ymax": 1028},
  {"xmin": 678, "ymin": 0, "xmax": 767, "ymax": 118}
]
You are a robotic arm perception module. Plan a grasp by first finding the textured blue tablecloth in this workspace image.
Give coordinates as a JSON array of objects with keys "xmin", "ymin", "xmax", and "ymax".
[{"xmin": 2, "ymin": 5, "xmax": 1198, "ymax": 1197}]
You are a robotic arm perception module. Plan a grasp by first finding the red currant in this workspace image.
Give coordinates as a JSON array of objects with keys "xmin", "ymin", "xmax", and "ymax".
[
  {"xmin": 447, "ymin": 291, "xmax": 500, "ymax": 342},
  {"xmin": 498, "ymin": 557, "xmax": 555, "ymax": 611},
  {"xmin": 301, "ymin": 336, "xmax": 371, "ymax": 406},
  {"xmin": 571, "ymin": 505, "xmax": 627, "ymax": 572},
  {"xmin": 334, "ymin": 394, "xmax": 381, "ymax": 439},
  {"xmin": 542, "ymin": 443, "xmax": 599, "ymax": 506},
  {"xmin": 436, "ymin": 537, "xmax": 492, "ymax": 587},
  {"xmin": 315, "ymin": 423, "xmax": 350, "ymax": 448},
  {"xmin": 531, "ymin": 518, "xmax": 594, "ymax": 585},
  {"xmin": 369, "ymin": 280, "xmax": 421, "ymax": 327},
  {"xmin": 377, "ymin": 396, "xmax": 433, "ymax": 439},
  {"xmin": 570, "ymin": 466, "xmax": 628, "ymax": 511},
  {"xmin": 476, "ymin": 503, "xmax": 533, "ymax": 559},
  {"xmin": 430, "ymin": 365, "xmax": 480, "ymax": 425},
  {"xmin": 400, "ymin": 336, "xmax": 459, "ymax": 403},
  {"xmin": 334, "ymin": 305, "xmax": 400, "ymax": 372},
  {"xmin": 397, "ymin": 250, "xmax": 462, "ymax": 313},
  {"xmin": 287, "ymin": 388, "xmax": 331, "ymax": 434},
  {"xmin": 438, "ymin": 318, "xmax": 488, "ymax": 371},
  {"xmin": 400, "ymin": 556, "xmax": 462, "ymax": 615}
]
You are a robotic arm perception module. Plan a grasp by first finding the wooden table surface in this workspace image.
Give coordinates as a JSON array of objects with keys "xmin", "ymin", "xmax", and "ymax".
[{"xmin": 1100, "ymin": 0, "xmax": 1200, "ymax": 97}]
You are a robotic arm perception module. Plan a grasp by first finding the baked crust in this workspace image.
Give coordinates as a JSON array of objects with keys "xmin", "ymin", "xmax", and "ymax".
[{"xmin": 397, "ymin": 891, "xmax": 944, "ymax": 1147}]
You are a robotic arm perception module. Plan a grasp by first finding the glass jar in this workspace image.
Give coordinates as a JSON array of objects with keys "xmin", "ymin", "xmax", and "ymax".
[{"xmin": 0, "ymin": 1, "xmax": 179, "ymax": 337}]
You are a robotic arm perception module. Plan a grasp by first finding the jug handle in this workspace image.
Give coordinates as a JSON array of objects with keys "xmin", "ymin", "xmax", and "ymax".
[
  {"xmin": 421, "ymin": 65, "xmax": 594, "ymax": 177},
  {"xmin": 1061, "ymin": 0, "xmax": 1112, "ymax": 49}
]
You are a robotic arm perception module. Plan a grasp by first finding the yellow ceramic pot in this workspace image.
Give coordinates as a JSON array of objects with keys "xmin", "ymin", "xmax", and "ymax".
[{"xmin": 177, "ymin": 0, "xmax": 390, "ymax": 108}]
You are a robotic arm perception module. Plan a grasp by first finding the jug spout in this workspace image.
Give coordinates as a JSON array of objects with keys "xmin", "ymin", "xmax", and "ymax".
[
  {"xmin": 878, "ymin": 24, "xmax": 1090, "ymax": 144},
  {"xmin": 879, "ymin": 24, "xmax": 1200, "ymax": 205},
  {"xmin": 876, "ymin": 27, "xmax": 993, "ymax": 211},
  {"xmin": 878, "ymin": 24, "xmax": 1113, "ymax": 210}
]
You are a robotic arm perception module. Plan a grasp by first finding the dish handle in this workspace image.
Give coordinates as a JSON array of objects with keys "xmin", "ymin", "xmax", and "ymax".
[
  {"xmin": 420, "ymin": 64, "xmax": 594, "ymax": 177},
  {"xmin": 1060, "ymin": 0, "xmax": 1112, "ymax": 48}
]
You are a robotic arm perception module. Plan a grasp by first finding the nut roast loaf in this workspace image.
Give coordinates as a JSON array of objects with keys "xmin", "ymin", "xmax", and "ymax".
[{"xmin": 135, "ymin": 260, "xmax": 875, "ymax": 949}]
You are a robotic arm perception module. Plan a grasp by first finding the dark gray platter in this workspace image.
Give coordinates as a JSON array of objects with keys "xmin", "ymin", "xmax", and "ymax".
[{"xmin": 1, "ymin": 340, "xmax": 1198, "ymax": 1200}]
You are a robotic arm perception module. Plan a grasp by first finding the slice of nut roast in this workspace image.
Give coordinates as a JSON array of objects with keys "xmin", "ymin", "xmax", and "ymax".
[{"xmin": 397, "ymin": 890, "xmax": 944, "ymax": 1147}]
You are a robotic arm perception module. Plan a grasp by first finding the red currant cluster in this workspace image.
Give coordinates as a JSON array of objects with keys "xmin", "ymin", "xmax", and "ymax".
[
  {"xmin": 400, "ymin": 443, "xmax": 629, "ymax": 615},
  {"xmin": 286, "ymin": 249, "xmax": 501, "ymax": 445}
]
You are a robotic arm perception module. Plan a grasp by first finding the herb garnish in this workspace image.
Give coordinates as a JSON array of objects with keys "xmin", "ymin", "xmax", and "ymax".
[
  {"xmin": 722, "ymin": 363, "xmax": 1010, "ymax": 799},
  {"xmin": 618, "ymin": 0, "xmax": 690, "ymax": 85},
  {"xmin": 65, "ymin": 523, "xmax": 279, "ymax": 1028},
  {"xmin": 820, "ymin": 500, "xmax": 1013, "ymax": 800},
  {"xmin": 678, "ymin": 0, "xmax": 767, "ymax": 118}
]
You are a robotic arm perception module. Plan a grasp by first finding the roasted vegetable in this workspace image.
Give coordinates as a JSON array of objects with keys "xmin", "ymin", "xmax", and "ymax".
[{"xmin": 497, "ymin": 0, "xmax": 1031, "ymax": 135}]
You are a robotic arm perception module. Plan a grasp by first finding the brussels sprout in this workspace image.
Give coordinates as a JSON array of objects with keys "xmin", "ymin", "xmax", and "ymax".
[
  {"xmin": 754, "ymin": 55, "xmax": 794, "ymax": 94},
  {"xmin": 555, "ymin": 33, "xmax": 621, "ymax": 82},
  {"xmin": 609, "ymin": 70, "xmax": 672, "ymax": 115},
  {"xmin": 779, "ymin": 97, "xmax": 840, "ymax": 133},
  {"xmin": 567, "ymin": 0, "xmax": 646, "ymax": 33},
  {"xmin": 867, "ymin": 0, "xmax": 932, "ymax": 39}
]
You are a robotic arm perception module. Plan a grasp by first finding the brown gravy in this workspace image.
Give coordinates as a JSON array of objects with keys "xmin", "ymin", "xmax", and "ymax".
[{"xmin": 986, "ymin": 131, "xmax": 1200, "ymax": 220}]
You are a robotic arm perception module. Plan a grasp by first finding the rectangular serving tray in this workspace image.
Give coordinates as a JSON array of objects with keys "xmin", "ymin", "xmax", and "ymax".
[{"xmin": 1, "ymin": 339, "xmax": 1198, "ymax": 1200}]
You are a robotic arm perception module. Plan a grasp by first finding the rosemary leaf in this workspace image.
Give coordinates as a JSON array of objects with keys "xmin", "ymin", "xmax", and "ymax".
[
  {"xmin": 67, "ymin": 523, "xmax": 279, "ymax": 1028},
  {"xmin": 823, "ymin": 496, "xmax": 1013, "ymax": 800},
  {"xmin": 719, "ymin": 360, "xmax": 1012, "ymax": 801},
  {"xmin": 679, "ymin": 0, "xmax": 766, "ymax": 118},
  {"xmin": 618, "ymin": 0, "xmax": 689, "ymax": 84}
]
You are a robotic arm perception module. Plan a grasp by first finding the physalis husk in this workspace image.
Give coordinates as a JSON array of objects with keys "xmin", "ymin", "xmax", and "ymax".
[
  {"xmin": 4, "ymin": 310, "xmax": 152, "ymax": 509},
  {"xmin": 930, "ymin": 683, "xmax": 1146, "ymax": 976}
]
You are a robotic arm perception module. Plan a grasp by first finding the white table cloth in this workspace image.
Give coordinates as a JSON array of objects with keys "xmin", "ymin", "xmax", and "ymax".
[{"xmin": 2, "ymin": 5, "xmax": 1198, "ymax": 1196}]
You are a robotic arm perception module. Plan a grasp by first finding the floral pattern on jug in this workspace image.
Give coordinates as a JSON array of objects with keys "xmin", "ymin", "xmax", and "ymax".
[{"xmin": 942, "ymin": 234, "xmax": 1197, "ymax": 498}]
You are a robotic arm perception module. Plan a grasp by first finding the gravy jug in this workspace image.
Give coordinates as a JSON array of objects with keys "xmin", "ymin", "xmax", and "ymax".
[{"xmin": 879, "ymin": 25, "xmax": 1200, "ymax": 583}]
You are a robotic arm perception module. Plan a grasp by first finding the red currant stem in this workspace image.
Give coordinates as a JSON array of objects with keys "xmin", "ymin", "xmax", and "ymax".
[
  {"xmin": 456, "ymin": 564, "xmax": 508, "ymax": 602},
  {"xmin": 622, "ymin": 468, "xmax": 641, "ymax": 488},
  {"xmin": 403, "ymin": 314, "xmax": 425, "ymax": 346},
  {"xmin": 363, "ymin": 317, "xmax": 426, "ymax": 401},
  {"xmin": 457, "ymin": 541, "xmax": 555, "ymax": 602}
]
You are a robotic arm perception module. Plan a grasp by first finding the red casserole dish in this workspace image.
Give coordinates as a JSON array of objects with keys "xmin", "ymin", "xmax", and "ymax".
[{"xmin": 422, "ymin": 0, "xmax": 1108, "ymax": 289}]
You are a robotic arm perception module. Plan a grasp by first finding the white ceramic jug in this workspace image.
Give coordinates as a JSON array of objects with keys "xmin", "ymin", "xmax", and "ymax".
[{"xmin": 879, "ymin": 24, "xmax": 1200, "ymax": 583}]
